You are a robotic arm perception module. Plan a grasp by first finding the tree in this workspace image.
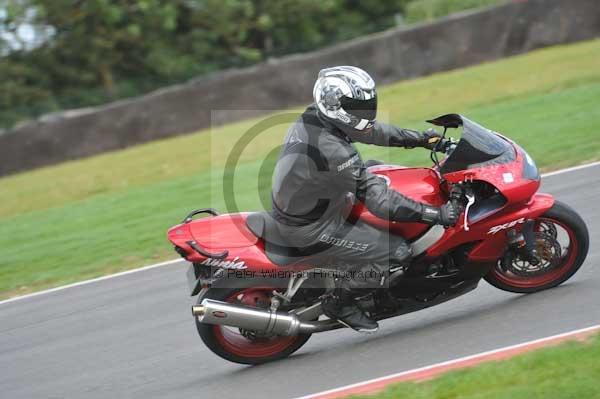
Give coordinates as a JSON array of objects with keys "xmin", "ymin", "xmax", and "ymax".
[{"xmin": 0, "ymin": 0, "xmax": 411, "ymax": 129}]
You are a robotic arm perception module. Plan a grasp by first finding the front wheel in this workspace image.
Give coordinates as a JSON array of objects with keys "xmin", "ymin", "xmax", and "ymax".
[
  {"xmin": 195, "ymin": 284, "xmax": 312, "ymax": 365},
  {"xmin": 485, "ymin": 200, "xmax": 589, "ymax": 294}
]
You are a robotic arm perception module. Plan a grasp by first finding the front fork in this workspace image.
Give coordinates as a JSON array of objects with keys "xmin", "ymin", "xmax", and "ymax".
[{"xmin": 506, "ymin": 220, "xmax": 540, "ymax": 265}]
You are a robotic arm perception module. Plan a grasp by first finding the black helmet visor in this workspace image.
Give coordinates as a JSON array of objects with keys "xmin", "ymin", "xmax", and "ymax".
[{"xmin": 340, "ymin": 95, "xmax": 377, "ymax": 121}]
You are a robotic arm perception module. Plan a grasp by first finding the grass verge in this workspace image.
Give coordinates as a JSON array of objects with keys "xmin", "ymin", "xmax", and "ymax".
[
  {"xmin": 351, "ymin": 334, "xmax": 600, "ymax": 399},
  {"xmin": 1, "ymin": 39, "xmax": 600, "ymax": 298}
]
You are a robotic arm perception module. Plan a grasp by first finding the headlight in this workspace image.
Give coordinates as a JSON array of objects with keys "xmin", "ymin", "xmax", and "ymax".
[{"xmin": 520, "ymin": 147, "xmax": 540, "ymax": 180}]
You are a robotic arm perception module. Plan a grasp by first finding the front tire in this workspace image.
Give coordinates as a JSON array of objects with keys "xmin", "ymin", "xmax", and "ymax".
[
  {"xmin": 195, "ymin": 284, "xmax": 312, "ymax": 365},
  {"xmin": 485, "ymin": 200, "xmax": 589, "ymax": 294}
]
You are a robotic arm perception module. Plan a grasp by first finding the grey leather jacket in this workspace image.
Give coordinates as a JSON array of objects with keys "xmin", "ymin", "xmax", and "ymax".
[{"xmin": 271, "ymin": 104, "xmax": 431, "ymax": 229}]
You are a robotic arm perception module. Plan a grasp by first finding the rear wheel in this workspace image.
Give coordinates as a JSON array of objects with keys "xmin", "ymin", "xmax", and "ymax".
[
  {"xmin": 485, "ymin": 201, "xmax": 589, "ymax": 293},
  {"xmin": 195, "ymin": 284, "xmax": 312, "ymax": 365}
]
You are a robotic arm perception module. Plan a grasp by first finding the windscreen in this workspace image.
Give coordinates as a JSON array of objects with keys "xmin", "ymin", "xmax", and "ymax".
[{"xmin": 439, "ymin": 117, "xmax": 515, "ymax": 174}]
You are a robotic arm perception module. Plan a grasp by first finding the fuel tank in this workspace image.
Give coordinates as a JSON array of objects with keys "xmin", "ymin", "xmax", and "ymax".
[{"xmin": 350, "ymin": 166, "xmax": 445, "ymax": 239}]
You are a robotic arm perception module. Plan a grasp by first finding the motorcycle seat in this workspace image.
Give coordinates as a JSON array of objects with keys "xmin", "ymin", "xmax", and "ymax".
[{"xmin": 245, "ymin": 212, "xmax": 315, "ymax": 267}]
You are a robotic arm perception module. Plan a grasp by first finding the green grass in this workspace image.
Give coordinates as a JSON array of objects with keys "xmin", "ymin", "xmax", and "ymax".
[
  {"xmin": 353, "ymin": 334, "xmax": 600, "ymax": 399},
  {"xmin": 405, "ymin": 0, "xmax": 506, "ymax": 24},
  {"xmin": 1, "ymin": 39, "xmax": 600, "ymax": 298}
]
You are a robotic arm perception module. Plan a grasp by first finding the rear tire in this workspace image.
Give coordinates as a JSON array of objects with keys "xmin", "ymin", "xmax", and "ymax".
[
  {"xmin": 485, "ymin": 200, "xmax": 589, "ymax": 294},
  {"xmin": 195, "ymin": 283, "xmax": 312, "ymax": 365}
]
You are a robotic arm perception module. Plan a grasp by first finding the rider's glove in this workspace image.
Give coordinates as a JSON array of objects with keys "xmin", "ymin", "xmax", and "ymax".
[
  {"xmin": 437, "ymin": 138, "xmax": 454, "ymax": 153},
  {"xmin": 421, "ymin": 128, "xmax": 443, "ymax": 150},
  {"xmin": 421, "ymin": 201, "xmax": 460, "ymax": 227}
]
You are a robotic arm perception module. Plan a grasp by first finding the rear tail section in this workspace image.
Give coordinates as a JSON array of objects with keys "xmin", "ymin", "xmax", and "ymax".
[
  {"xmin": 168, "ymin": 208, "xmax": 281, "ymax": 295},
  {"xmin": 167, "ymin": 209, "xmax": 258, "ymax": 264}
]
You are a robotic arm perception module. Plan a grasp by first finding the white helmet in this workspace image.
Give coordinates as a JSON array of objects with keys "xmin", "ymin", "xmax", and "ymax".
[{"xmin": 313, "ymin": 66, "xmax": 377, "ymax": 132}]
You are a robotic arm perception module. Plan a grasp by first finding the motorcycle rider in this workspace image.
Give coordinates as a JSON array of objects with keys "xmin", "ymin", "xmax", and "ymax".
[{"xmin": 270, "ymin": 66, "xmax": 459, "ymax": 332}]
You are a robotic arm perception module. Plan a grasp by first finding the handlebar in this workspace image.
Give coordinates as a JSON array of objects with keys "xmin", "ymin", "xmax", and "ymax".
[
  {"xmin": 427, "ymin": 127, "xmax": 457, "ymax": 170},
  {"xmin": 445, "ymin": 141, "xmax": 457, "ymax": 156}
]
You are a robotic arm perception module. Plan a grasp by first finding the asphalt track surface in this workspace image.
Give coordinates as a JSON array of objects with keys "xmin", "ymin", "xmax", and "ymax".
[{"xmin": 1, "ymin": 164, "xmax": 599, "ymax": 399}]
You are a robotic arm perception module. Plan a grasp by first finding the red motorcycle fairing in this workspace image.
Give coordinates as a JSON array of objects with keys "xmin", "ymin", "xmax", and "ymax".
[
  {"xmin": 420, "ymin": 139, "xmax": 549, "ymax": 262},
  {"xmin": 443, "ymin": 145, "xmax": 540, "ymax": 206},
  {"xmin": 426, "ymin": 193, "xmax": 554, "ymax": 262},
  {"xmin": 168, "ymin": 213, "xmax": 281, "ymax": 271},
  {"xmin": 350, "ymin": 166, "xmax": 444, "ymax": 239}
]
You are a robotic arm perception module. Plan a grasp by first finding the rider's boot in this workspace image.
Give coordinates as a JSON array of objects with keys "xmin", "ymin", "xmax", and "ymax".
[{"xmin": 321, "ymin": 288, "xmax": 379, "ymax": 333}]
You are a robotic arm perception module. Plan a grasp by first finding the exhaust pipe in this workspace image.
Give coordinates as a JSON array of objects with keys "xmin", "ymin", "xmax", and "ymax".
[{"xmin": 192, "ymin": 298, "xmax": 336, "ymax": 336}]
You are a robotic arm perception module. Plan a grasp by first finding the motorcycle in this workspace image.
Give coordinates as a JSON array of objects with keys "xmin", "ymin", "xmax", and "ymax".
[{"xmin": 167, "ymin": 114, "xmax": 589, "ymax": 364}]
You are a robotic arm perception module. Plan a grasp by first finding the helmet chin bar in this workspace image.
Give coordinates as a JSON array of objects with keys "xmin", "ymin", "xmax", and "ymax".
[
  {"xmin": 329, "ymin": 115, "xmax": 375, "ymax": 136},
  {"xmin": 332, "ymin": 108, "xmax": 374, "ymax": 132},
  {"xmin": 354, "ymin": 119, "xmax": 371, "ymax": 131}
]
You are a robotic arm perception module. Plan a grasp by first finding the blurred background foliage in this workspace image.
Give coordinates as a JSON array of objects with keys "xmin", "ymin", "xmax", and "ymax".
[{"xmin": 0, "ymin": 0, "xmax": 504, "ymax": 130}]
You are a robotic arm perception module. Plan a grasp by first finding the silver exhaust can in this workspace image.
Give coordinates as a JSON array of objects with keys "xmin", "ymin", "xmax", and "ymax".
[{"xmin": 192, "ymin": 298, "xmax": 304, "ymax": 336}]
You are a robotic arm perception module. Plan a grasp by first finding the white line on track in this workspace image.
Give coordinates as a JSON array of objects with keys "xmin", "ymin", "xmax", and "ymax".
[
  {"xmin": 1, "ymin": 160, "xmax": 599, "ymax": 306},
  {"xmin": 541, "ymin": 160, "xmax": 600, "ymax": 177},
  {"xmin": 294, "ymin": 324, "xmax": 600, "ymax": 399},
  {"xmin": 0, "ymin": 258, "xmax": 184, "ymax": 305}
]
